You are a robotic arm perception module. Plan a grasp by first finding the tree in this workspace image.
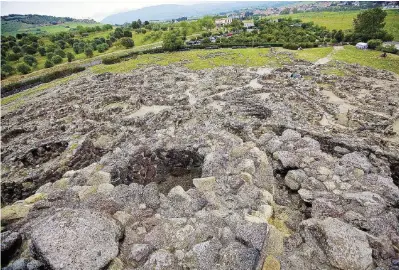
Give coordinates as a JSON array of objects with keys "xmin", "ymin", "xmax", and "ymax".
[
  {"xmin": 85, "ymin": 47, "xmax": 93, "ymax": 57},
  {"xmin": 38, "ymin": 46, "xmax": 46, "ymax": 56},
  {"xmin": 162, "ymin": 31, "xmax": 184, "ymax": 51},
  {"xmin": 66, "ymin": 52, "xmax": 75, "ymax": 62},
  {"xmin": 353, "ymin": 8, "xmax": 389, "ymax": 41},
  {"xmin": 198, "ymin": 16, "xmax": 215, "ymax": 31},
  {"xmin": 17, "ymin": 63, "xmax": 31, "ymax": 74},
  {"xmin": 123, "ymin": 30, "xmax": 133, "ymax": 37},
  {"xmin": 97, "ymin": 43, "xmax": 109, "ymax": 53},
  {"xmin": 120, "ymin": 37, "xmax": 134, "ymax": 48},
  {"xmin": 6, "ymin": 53, "xmax": 22, "ymax": 61},
  {"xmin": 1, "ymin": 64, "xmax": 15, "ymax": 77},
  {"xmin": 23, "ymin": 55, "xmax": 37, "ymax": 66},
  {"xmin": 51, "ymin": 55, "xmax": 63, "ymax": 64},
  {"xmin": 54, "ymin": 48, "xmax": 66, "ymax": 58},
  {"xmin": 334, "ymin": 30, "xmax": 344, "ymax": 43},
  {"xmin": 12, "ymin": 46, "xmax": 22, "ymax": 53},
  {"xmin": 73, "ymin": 42, "xmax": 85, "ymax": 54},
  {"xmin": 144, "ymin": 21, "xmax": 149, "ymax": 25},
  {"xmin": 47, "ymin": 52, "xmax": 55, "ymax": 60},
  {"xmin": 23, "ymin": 45, "xmax": 37, "ymax": 55},
  {"xmin": 230, "ymin": 19, "xmax": 244, "ymax": 31},
  {"xmin": 45, "ymin": 60, "xmax": 54, "ymax": 68},
  {"xmin": 131, "ymin": 21, "xmax": 140, "ymax": 29}
]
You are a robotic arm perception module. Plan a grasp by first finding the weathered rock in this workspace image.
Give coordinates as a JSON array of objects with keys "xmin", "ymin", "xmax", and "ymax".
[
  {"xmin": 129, "ymin": 244, "xmax": 153, "ymax": 262},
  {"xmin": 143, "ymin": 249, "xmax": 177, "ymax": 270},
  {"xmin": 31, "ymin": 208, "xmax": 122, "ymax": 270}
]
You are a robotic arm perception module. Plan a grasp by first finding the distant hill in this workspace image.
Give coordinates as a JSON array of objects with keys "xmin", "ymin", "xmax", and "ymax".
[
  {"xmin": 1, "ymin": 14, "xmax": 96, "ymax": 25},
  {"xmin": 101, "ymin": 2, "xmax": 290, "ymax": 24},
  {"xmin": 1, "ymin": 14, "xmax": 98, "ymax": 36}
]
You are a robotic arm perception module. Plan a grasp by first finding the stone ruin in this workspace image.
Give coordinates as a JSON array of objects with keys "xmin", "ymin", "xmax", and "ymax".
[{"xmin": 1, "ymin": 60, "xmax": 399, "ymax": 270}]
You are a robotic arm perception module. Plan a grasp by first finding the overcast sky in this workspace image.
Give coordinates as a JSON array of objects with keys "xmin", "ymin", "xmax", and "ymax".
[{"xmin": 1, "ymin": 0, "xmax": 264, "ymax": 21}]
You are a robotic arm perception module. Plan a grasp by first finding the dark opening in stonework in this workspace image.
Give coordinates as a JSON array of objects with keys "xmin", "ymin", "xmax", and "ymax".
[{"xmin": 126, "ymin": 148, "xmax": 204, "ymax": 194}]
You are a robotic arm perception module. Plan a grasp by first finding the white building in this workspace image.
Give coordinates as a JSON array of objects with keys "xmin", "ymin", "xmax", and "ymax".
[{"xmin": 356, "ymin": 42, "xmax": 368, "ymax": 50}]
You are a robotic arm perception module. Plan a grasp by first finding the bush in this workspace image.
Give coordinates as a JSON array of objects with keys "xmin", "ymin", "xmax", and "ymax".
[
  {"xmin": 120, "ymin": 37, "xmax": 134, "ymax": 48},
  {"xmin": 52, "ymin": 55, "xmax": 63, "ymax": 64},
  {"xmin": 23, "ymin": 55, "xmax": 38, "ymax": 66},
  {"xmin": 66, "ymin": 52, "xmax": 75, "ymax": 62},
  {"xmin": 123, "ymin": 30, "xmax": 133, "ymax": 37},
  {"xmin": 7, "ymin": 53, "xmax": 22, "ymax": 61},
  {"xmin": 54, "ymin": 48, "xmax": 66, "ymax": 58},
  {"xmin": 85, "ymin": 47, "xmax": 93, "ymax": 57},
  {"xmin": 44, "ymin": 60, "xmax": 54, "ymax": 68},
  {"xmin": 38, "ymin": 46, "xmax": 46, "ymax": 56},
  {"xmin": 97, "ymin": 43, "xmax": 109, "ymax": 53},
  {"xmin": 367, "ymin": 39, "xmax": 383, "ymax": 49},
  {"xmin": 22, "ymin": 45, "xmax": 37, "ymax": 55},
  {"xmin": 47, "ymin": 52, "xmax": 55, "ymax": 60},
  {"xmin": 283, "ymin": 43, "xmax": 299, "ymax": 50},
  {"xmin": 102, "ymin": 56, "xmax": 121, "ymax": 65},
  {"xmin": 12, "ymin": 46, "xmax": 22, "ymax": 53},
  {"xmin": 380, "ymin": 44, "xmax": 398, "ymax": 54},
  {"xmin": 17, "ymin": 63, "xmax": 31, "ymax": 74},
  {"xmin": 1, "ymin": 64, "xmax": 15, "ymax": 77}
]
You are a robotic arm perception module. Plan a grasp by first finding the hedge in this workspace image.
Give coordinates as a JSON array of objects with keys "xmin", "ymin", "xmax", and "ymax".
[{"xmin": 1, "ymin": 66, "xmax": 85, "ymax": 97}]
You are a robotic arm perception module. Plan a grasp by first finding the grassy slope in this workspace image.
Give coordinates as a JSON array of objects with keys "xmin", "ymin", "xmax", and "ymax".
[
  {"xmin": 90, "ymin": 46, "xmax": 399, "ymax": 75},
  {"xmin": 332, "ymin": 45, "xmax": 399, "ymax": 74},
  {"xmin": 3, "ymin": 30, "xmax": 164, "ymax": 83},
  {"xmin": 1, "ymin": 21, "xmax": 102, "ymax": 36},
  {"xmin": 276, "ymin": 9, "xmax": 399, "ymax": 40}
]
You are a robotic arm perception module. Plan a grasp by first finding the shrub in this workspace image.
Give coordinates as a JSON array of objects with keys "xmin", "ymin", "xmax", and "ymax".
[
  {"xmin": 45, "ymin": 60, "xmax": 54, "ymax": 68},
  {"xmin": 380, "ymin": 44, "xmax": 398, "ymax": 54},
  {"xmin": 1, "ymin": 64, "xmax": 15, "ymax": 77},
  {"xmin": 120, "ymin": 37, "xmax": 134, "ymax": 48},
  {"xmin": 283, "ymin": 43, "xmax": 299, "ymax": 50},
  {"xmin": 97, "ymin": 43, "xmax": 109, "ymax": 53},
  {"xmin": 38, "ymin": 46, "xmax": 46, "ymax": 56},
  {"xmin": 102, "ymin": 56, "xmax": 121, "ymax": 65},
  {"xmin": 123, "ymin": 30, "xmax": 133, "ymax": 37},
  {"xmin": 54, "ymin": 48, "xmax": 66, "ymax": 58},
  {"xmin": 12, "ymin": 46, "xmax": 22, "ymax": 53},
  {"xmin": 47, "ymin": 52, "xmax": 55, "ymax": 60},
  {"xmin": 85, "ymin": 47, "xmax": 94, "ymax": 57},
  {"xmin": 6, "ymin": 53, "xmax": 22, "ymax": 61},
  {"xmin": 23, "ymin": 55, "xmax": 38, "ymax": 66},
  {"xmin": 51, "ymin": 55, "xmax": 63, "ymax": 64},
  {"xmin": 23, "ymin": 45, "xmax": 37, "ymax": 55},
  {"xmin": 66, "ymin": 52, "xmax": 75, "ymax": 62},
  {"xmin": 367, "ymin": 39, "xmax": 383, "ymax": 49},
  {"xmin": 17, "ymin": 63, "xmax": 31, "ymax": 74}
]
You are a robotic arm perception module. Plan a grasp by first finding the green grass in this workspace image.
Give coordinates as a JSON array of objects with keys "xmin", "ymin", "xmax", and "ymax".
[
  {"xmin": 276, "ymin": 9, "xmax": 399, "ymax": 40},
  {"xmin": 1, "ymin": 21, "xmax": 103, "ymax": 36},
  {"xmin": 292, "ymin": 47, "xmax": 333, "ymax": 62},
  {"xmin": 90, "ymin": 48, "xmax": 293, "ymax": 74},
  {"xmin": 332, "ymin": 45, "xmax": 399, "ymax": 74},
  {"xmin": 1, "ymin": 72, "xmax": 82, "ymax": 110}
]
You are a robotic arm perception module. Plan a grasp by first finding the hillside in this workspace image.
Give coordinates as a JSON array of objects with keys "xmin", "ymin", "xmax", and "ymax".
[
  {"xmin": 276, "ymin": 9, "xmax": 399, "ymax": 40},
  {"xmin": 1, "ymin": 14, "xmax": 98, "ymax": 35},
  {"xmin": 2, "ymin": 46, "xmax": 399, "ymax": 270},
  {"xmin": 101, "ymin": 2, "xmax": 290, "ymax": 24}
]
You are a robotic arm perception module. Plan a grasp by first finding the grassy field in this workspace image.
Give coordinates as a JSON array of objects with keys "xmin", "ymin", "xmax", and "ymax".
[
  {"xmin": 276, "ymin": 9, "xmax": 399, "ymax": 40},
  {"xmin": 90, "ymin": 48, "xmax": 292, "ymax": 74},
  {"xmin": 332, "ymin": 45, "xmax": 399, "ymax": 74},
  {"xmin": 90, "ymin": 46, "xmax": 399, "ymax": 75},
  {"xmin": 1, "ymin": 21, "xmax": 103, "ymax": 36}
]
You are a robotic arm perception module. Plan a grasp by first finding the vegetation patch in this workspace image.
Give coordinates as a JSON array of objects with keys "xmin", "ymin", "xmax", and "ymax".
[{"xmin": 332, "ymin": 45, "xmax": 399, "ymax": 74}]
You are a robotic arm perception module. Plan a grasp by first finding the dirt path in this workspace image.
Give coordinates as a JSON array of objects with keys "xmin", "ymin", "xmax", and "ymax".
[{"xmin": 315, "ymin": 46, "xmax": 344, "ymax": 65}]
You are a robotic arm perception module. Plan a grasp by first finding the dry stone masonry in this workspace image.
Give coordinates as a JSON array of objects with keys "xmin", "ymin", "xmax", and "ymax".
[{"xmin": 1, "ymin": 60, "xmax": 399, "ymax": 270}]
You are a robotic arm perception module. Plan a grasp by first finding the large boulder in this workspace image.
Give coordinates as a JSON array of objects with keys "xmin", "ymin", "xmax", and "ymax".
[
  {"xmin": 314, "ymin": 217, "xmax": 373, "ymax": 270},
  {"xmin": 31, "ymin": 208, "xmax": 122, "ymax": 270}
]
